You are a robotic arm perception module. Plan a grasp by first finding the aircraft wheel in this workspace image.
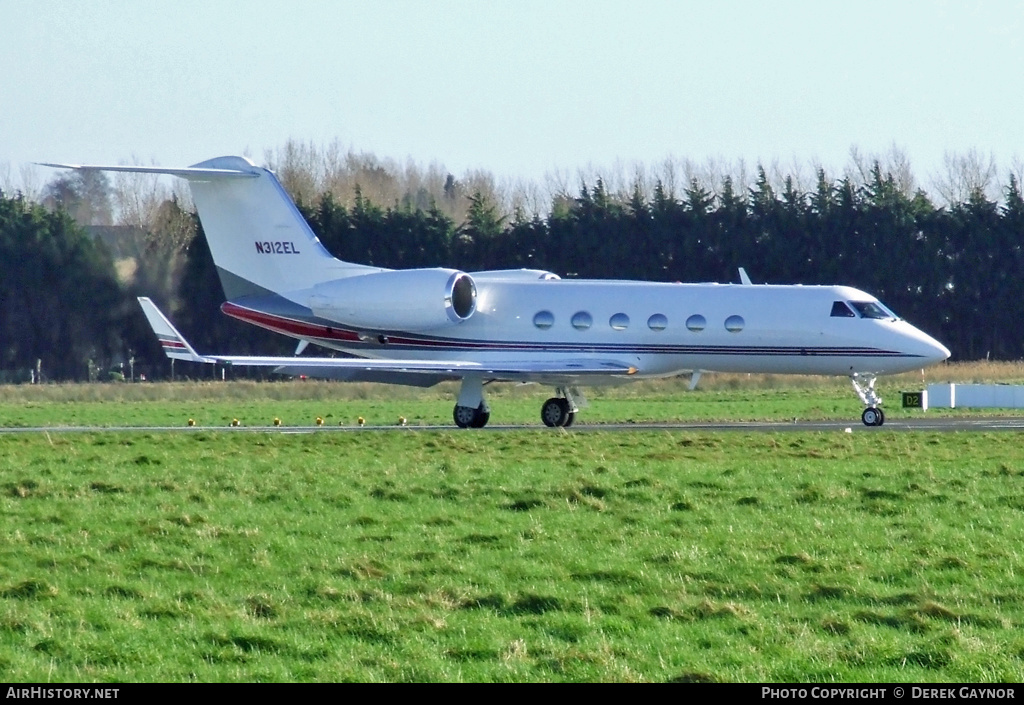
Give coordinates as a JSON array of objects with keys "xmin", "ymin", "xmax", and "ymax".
[
  {"xmin": 541, "ymin": 397, "xmax": 571, "ymax": 427},
  {"xmin": 861, "ymin": 407, "xmax": 884, "ymax": 427},
  {"xmin": 563, "ymin": 411, "xmax": 576, "ymax": 428},
  {"xmin": 453, "ymin": 404, "xmax": 477, "ymax": 428},
  {"xmin": 470, "ymin": 406, "xmax": 490, "ymax": 428}
]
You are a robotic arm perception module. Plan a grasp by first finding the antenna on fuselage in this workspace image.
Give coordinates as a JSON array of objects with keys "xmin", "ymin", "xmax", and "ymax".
[{"xmin": 738, "ymin": 267, "xmax": 753, "ymax": 285}]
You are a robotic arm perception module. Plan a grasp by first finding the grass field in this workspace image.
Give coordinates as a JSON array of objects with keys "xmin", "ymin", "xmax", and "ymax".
[{"xmin": 2, "ymin": 366, "xmax": 1024, "ymax": 682}]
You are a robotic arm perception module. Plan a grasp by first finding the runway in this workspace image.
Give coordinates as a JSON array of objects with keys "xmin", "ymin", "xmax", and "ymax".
[{"xmin": 2, "ymin": 416, "xmax": 1024, "ymax": 434}]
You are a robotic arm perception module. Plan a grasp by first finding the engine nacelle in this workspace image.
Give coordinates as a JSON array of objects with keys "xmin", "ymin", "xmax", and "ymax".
[
  {"xmin": 308, "ymin": 268, "xmax": 477, "ymax": 331},
  {"xmin": 470, "ymin": 268, "xmax": 561, "ymax": 282}
]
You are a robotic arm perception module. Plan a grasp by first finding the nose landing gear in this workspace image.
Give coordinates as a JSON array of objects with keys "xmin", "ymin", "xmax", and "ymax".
[
  {"xmin": 851, "ymin": 374, "xmax": 885, "ymax": 427},
  {"xmin": 861, "ymin": 406, "xmax": 885, "ymax": 427}
]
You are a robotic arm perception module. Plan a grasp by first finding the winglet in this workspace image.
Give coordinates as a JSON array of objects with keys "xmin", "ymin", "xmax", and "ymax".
[
  {"xmin": 137, "ymin": 297, "xmax": 215, "ymax": 363},
  {"xmin": 738, "ymin": 267, "xmax": 753, "ymax": 285}
]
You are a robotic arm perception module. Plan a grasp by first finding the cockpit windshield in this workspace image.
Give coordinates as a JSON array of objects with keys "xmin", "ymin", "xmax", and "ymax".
[
  {"xmin": 830, "ymin": 301, "xmax": 856, "ymax": 318},
  {"xmin": 850, "ymin": 301, "xmax": 898, "ymax": 320}
]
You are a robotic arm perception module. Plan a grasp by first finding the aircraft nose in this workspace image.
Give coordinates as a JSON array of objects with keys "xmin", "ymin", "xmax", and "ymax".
[{"xmin": 914, "ymin": 329, "xmax": 951, "ymax": 365}]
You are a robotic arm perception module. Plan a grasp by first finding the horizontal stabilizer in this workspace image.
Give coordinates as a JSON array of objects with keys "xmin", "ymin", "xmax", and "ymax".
[
  {"xmin": 137, "ymin": 297, "xmax": 214, "ymax": 363},
  {"xmin": 37, "ymin": 162, "xmax": 257, "ymax": 180}
]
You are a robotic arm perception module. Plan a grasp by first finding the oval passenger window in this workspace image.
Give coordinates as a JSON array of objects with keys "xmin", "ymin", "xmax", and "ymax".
[
  {"xmin": 647, "ymin": 313, "xmax": 668, "ymax": 331},
  {"xmin": 725, "ymin": 315, "xmax": 745, "ymax": 332},
  {"xmin": 571, "ymin": 311, "xmax": 593, "ymax": 330},
  {"xmin": 533, "ymin": 311, "xmax": 554, "ymax": 330}
]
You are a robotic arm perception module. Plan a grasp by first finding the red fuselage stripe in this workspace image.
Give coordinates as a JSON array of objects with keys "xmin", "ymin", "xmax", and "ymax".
[{"xmin": 222, "ymin": 302, "xmax": 361, "ymax": 342}]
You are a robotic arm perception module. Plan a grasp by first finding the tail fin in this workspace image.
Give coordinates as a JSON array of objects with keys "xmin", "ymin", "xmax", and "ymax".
[
  {"xmin": 137, "ymin": 297, "xmax": 213, "ymax": 363},
  {"xmin": 41, "ymin": 157, "xmax": 378, "ymax": 300}
]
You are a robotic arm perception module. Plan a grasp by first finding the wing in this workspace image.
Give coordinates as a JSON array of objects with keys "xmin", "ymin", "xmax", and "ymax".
[
  {"xmin": 227, "ymin": 356, "xmax": 637, "ymax": 382},
  {"xmin": 138, "ymin": 297, "xmax": 638, "ymax": 385}
]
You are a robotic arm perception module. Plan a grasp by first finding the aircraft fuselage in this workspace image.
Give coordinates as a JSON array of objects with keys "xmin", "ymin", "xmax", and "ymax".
[{"xmin": 223, "ymin": 279, "xmax": 949, "ymax": 380}]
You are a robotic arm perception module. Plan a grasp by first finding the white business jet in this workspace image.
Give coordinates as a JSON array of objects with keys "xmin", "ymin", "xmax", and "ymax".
[{"xmin": 43, "ymin": 157, "xmax": 950, "ymax": 427}]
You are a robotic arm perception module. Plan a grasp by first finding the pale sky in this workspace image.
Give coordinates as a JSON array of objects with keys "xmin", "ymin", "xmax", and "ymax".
[{"xmin": 2, "ymin": 0, "xmax": 1022, "ymax": 195}]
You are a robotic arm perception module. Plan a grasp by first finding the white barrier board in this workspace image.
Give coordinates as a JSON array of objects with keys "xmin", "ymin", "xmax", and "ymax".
[{"xmin": 925, "ymin": 383, "xmax": 1024, "ymax": 409}]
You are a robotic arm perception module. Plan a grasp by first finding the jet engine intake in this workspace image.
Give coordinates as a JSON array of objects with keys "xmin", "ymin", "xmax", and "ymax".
[{"xmin": 308, "ymin": 268, "xmax": 477, "ymax": 331}]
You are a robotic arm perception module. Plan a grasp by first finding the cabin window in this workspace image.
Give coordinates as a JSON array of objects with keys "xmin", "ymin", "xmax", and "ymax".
[
  {"xmin": 685, "ymin": 314, "xmax": 706, "ymax": 332},
  {"xmin": 609, "ymin": 313, "xmax": 629, "ymax": 330},
  {"xmin": 533, "ymin": 310, "xmax": 554, "ymax": 330},
  {"xmin": 831, "ymin": 301, "xmax": 856, "ymax": 317},
  {"xmin": 725, "ymin": 315, "xmax": 745, "ymax": 332},
  {"xmin": 647, "ymin": 313, "xmax": 668, "ymax": 331},
  {"xmin": 571, "ymin": 311, "xmax": 593, "ymax": 330}
]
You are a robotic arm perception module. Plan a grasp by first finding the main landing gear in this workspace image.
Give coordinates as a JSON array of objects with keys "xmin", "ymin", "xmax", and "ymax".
[
  {"xmin": 541, "ymin": 387, "xmax": 582, "ymax": 428},
  {"xmin": 453, "ymin": 402, "xmax": 490, "ymax": 428},
  {"xmin": 851, "ymin": 374, "xmax": 885, "ymax": 427},
  {"xmin": 541, "ymin": 398, "xmax": 574, "ymax": 427},
  {"xmin": 453, "ymin": 375, "xmax": 492, "ymax": 429},
  {"xmin": 452, "ymin": 378, "xmax": 586, "ymax": 429}
]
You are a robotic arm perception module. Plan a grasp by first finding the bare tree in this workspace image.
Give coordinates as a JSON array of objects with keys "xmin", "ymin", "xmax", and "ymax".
[
  {"xmin": 544, "ymin": 167, "xmax": 574, "ymax": 205},
  {"xmin": 18, "ymin": 164, "xmax": 43, "ymax": 202},
  {"xmin": 845, "ymin": 144, "xmax": 918, "ymax": 198},
  {"xmin": 108, "ymin": 159, "xmax": 195, "ymax": 310},
  {"xmin": 112, "ymin": 166, "xmax": 168, "ymax": 229},
  {"xmin": 1003, "ymin": 156, "xmax": 1024, "ymax": 199},
  {"xmin": 267, "ymin": 138, "xmax": 496, "ymax": 220},
  {"xmin": 931, "ymin": 149, "xmax": 998, "ymax": 205},
  {"xmin": 0, "ymin": 162, "xmax": 44, "ymax": 201},
  {"xmin": 507, "ymin": 177, "xmax": 547, "ymax": 219},
  {"xmin": 884, "ymin": 145, "xmax": 916, "ymax": 197},
  {"xmin": 268, "ymin": 139, "xmax": 321, "ymax": 205},
  {"xmin": 655, "ymin": 157, "xmax": 680, "ymax": 200},
  {"xmin": 846, "ymin": 145, "xmax": 872, "ymax": 186}
]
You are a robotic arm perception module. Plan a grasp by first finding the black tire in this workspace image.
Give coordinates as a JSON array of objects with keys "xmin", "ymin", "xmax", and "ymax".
[
  {"xmin": 455, "ymin": 403, "xmax": 489, "ymax": 428},
  {"xmin": 453, "ymin": 405, "xmax": 476, "ymax": 428},
  {"xmin": 861, "ymin": 407, "xmax": 883, "ymax": 427},
  {"xmin": 470, "ymin": 406, "xmax": 490, "ymax": 428},
  {"xmin": 541, "ymin": 397, "xmax": 570, "ymax": 427}
]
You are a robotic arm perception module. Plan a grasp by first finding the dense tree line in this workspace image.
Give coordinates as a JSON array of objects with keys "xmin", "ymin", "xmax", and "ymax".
[
  {"xmin": 0, "ymin": 193, "xmax": 125, "ymax": 381},
  {"xmin": 1, "ymin": 158, "xmax": 1023, "ymax": 382},
  {"xmin": 287, "ymin": 165, "xmax": 1023, "ymax": 361}
]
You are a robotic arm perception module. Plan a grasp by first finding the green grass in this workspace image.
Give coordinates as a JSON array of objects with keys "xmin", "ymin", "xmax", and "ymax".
[{"xmin": 2, "ymin": 427, "xmax": 1024, "ymax": 681}]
